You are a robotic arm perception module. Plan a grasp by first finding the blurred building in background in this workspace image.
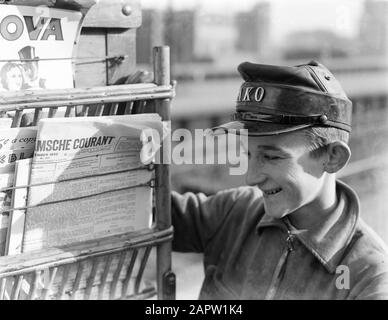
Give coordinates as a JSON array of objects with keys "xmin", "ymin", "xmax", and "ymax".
[
  {"xmin": 235, "ymin": 2, "xmax": 271, "ymax": 58},
  {"xmin": 282, "ymin": 30, "xmax": 354, "ymax": 60},
  {"xmin": 137, "ymin": 1, "xmax": 272, "ymax": 69},
  {"xmin": 137, "ymin": 9, "xmax": 197, "ymax": 65},
  {"xmin": 137, "ymin": 0, "xmax": 388, "ymax": 67},
  {"xmin": 136, "ymin": 9, "xmax": 165, "ymax": 64},
  {"xmin": 164, "ymin": 9, "xmax": 196, "ymax": 64},
  {"xmin": 358, "ymin": 0, "xmax": 388, "ymax": 56},
  {"xmin": 193, "ymin": 13, "xmax": 236, "ymax": 63}
]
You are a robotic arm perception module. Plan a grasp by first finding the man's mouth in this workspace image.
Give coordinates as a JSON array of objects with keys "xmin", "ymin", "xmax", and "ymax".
[{"xmin": 262, "ymin": 188, "xmax": 282, "ymax": 196}]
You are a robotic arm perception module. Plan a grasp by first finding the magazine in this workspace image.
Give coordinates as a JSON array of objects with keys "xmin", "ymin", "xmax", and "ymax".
[
  {"xmin": 0, "ymin": 4, "xmax": 83, "ymax": 91},
  {"xmin": 0, "ymin": 127, "xmax": 37, "ymax": 255}
]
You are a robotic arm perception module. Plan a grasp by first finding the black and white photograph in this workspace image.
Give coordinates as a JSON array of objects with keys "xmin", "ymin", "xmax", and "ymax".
[{"xmin": 0, "ymin": 0, "xmax": 387, "ymax": 307}]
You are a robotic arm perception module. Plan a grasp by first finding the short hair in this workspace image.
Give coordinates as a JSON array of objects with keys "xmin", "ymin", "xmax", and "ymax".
[{"xmin": 301, "ymin": 126, "xmax": 350, "ymax": 158}]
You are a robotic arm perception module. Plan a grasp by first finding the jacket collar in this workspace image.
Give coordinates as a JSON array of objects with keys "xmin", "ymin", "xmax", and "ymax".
[{"xmin": 256, "ymin": 180, "xmax": 360, "ymax": 274}]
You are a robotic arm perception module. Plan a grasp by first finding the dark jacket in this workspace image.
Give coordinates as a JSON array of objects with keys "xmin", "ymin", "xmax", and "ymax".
[{"xmin": 172, "ymin": 180, "xmax": 388, "ymax": 299}]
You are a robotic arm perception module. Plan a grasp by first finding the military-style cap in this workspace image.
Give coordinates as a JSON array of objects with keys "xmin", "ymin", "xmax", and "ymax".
[{"xmin": 213, "ymin": 60, "xmax": 352, "ymax": 136}]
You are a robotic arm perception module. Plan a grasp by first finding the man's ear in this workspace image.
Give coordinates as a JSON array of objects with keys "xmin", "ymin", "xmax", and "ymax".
[{"xmin": 324, "ymin": 141, "xmax": 351, "ymax": 173}]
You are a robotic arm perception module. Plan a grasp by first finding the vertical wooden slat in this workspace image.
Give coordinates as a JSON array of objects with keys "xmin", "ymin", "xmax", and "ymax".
[
  {"xmin": 0, "ymin": 278, "xmax": 6, "ymax": 300},
  {"xmin": 18, "ymin": 274, "xmax": 32, "ymax": 300},
  {"xmin": 41, "ymin": 267, "xmax": 58, "ymax": 300},
  {"xmin": 32, "ymin": 108, "xmax": 43, "ymax": 126},
  {"xmin": 153, "ymin": 46, "xmax": 174, "ymax": 300},
  {"xmin": 98, "ymin": 255, "xmax": 113, "ymax": 300},
  {"xmin": 69, "ymin": 261, "xmax": 85, "ymax": 300},
  {"xmin": 109, "ymin": 251, "xmax": 127, "ymax": 300},
  {"xmin": 131, "ymin": 100, "xmax": 147, "ymax": 114},
  {"xmin": 109, "ymin": 103, "xmax": 119, "ymax": 115},
  {"xmin": 121, "ymin": 249, "xmax": 138, "ymax": 298},
  {"xmin": 84, "ymin": 257, "xmax": 100, "ymax": 300},
  {"xmin": 28, "ymin": 271, "xmax": 40, "ymax": 300},
  {"xmin": 56, "ymin": 264, "xmax": 71, "ymax": 300},
  {"xmin": 11, "ymin": 110, "xmax": 23, "ymax": 127},
  {"xmin": 10, "ymin": 275, "xmax": 23, "ymax": 300},
  {"xmin": 94, "ymin": 104, "xmax": 104, "ymax": 117},
  {"xmin": 64, "ymin": 106, "xmax": 73, "ymax": 118},
  {"xmin": 134, "ymin": 246, "xmax": 152, "ymax": 294},
  {"xmin": 48, "ymin": 107, "xmax": 58, "ymax": 118},
  {"xmin": 81, "ymin": 105, "xmax": 89, "ymax": 117},
  {"xmin": 124, "ymin": 101, "xmax": 133, "ymax": 114}
]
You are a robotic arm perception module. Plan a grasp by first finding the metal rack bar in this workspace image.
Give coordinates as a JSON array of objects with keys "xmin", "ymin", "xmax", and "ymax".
[
  {"xmin": 57, "ymin": 264, "xmax": 71, "ymax": 300},
  {"xmin": 0, "ymin": 227, "xmax": 173, "ymax": 277},
  {"xmin": 109, "ymin": 251, "xmax": 127, "ymax": 299},
  {"xmin": 153, "ymin": 46, "xmax": 175, "ymax": 300},
  {"xmin": 69, "ymin": 261, "xmax": 85, "ymax": 300},
  {"xmin": 0, "ymin": 83, "xmax": 173, "ymax": 108},
  {"xmin": 121, "ymin": 249, "xmax": 138, "ymax": 298},
  {"xmin": 0, "ymin": 45, "xmax": 175, "ymax": 300},
  {"xmin": 134, "ymin": 246, "xmax": 152, "ymax": 294},
  {"xmin": 84, "ymin": 257, "xmax": 100, "ymax": 300},
  {"xmin": 98, "ymin": 255, "xmax": 113, "ymax": 299}
]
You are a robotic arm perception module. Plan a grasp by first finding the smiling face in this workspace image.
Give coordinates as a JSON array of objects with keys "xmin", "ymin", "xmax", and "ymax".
[
  {"xmin": 5, "ymin": 66, "xmax": 23, "ymax": 91},
  {"xmin": 244, "ymin": 131, "xmax": 329, "ymax": 219}
]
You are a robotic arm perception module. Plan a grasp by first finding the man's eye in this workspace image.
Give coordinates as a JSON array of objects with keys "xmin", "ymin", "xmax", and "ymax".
[{"xmin": 263, "ymin": 155, "xmax": 281, "ymax": 160}]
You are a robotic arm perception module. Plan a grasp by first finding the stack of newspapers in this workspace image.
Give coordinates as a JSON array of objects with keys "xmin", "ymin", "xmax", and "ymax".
[{"xmin": 0, "ymin": 114, "xmax": 164, "ymax": 256}]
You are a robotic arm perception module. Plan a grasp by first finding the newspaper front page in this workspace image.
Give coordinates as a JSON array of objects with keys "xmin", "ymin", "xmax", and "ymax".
[
  {"xmin": 21, "ymin": 114, "xmax": 163, "ymax": 252},
  {"xmin": 0, "ymin": 4, "xmax": 82, "ymax": 91},
  {"xmin": 0, "ymin": 127, "xmax": 37, "ymax": 255}
]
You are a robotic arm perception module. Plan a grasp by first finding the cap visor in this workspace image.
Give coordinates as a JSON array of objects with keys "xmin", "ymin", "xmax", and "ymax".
[{"xmin": 211, "ymin": 120, "xmax": 311, "ymax": 136}]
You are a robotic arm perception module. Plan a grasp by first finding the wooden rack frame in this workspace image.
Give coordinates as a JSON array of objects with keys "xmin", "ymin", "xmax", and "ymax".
[{"xmin": 0, "ymin": 46, "xmax": 175, "ymax": 300}]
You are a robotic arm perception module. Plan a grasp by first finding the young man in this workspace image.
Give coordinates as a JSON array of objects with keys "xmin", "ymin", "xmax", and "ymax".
[{"xmin": 172, "ymin": 61, "xmax": 388, "ymax": 299}]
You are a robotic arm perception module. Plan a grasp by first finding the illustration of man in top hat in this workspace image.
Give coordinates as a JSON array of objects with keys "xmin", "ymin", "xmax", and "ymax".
[{"xmin": 18, "ymin": 45, "xmax": 46, "ymax": 90}]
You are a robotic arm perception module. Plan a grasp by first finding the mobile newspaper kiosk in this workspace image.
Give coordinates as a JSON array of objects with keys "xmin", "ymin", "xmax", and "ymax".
[{"xmin": 0, "ymin": 0, "xmax": 175, "ymax": 300}]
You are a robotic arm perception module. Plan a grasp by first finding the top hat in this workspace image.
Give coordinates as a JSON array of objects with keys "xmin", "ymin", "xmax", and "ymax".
[
  {"xmin": 213, "ymin": 60, "xmax": 352, "ymax": 136},
  {"xmin": 18, "ymin": 46, "xmax": 39, "ymax": 61}
]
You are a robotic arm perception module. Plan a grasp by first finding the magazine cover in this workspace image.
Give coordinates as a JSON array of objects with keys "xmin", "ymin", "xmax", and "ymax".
[
  {"xmin": 0, "ymin": 127, "xmax": 37, "ymax": 255},
  {"xmin": 0, "ymin": 4, "xmax": 83, "ymax": 91}
]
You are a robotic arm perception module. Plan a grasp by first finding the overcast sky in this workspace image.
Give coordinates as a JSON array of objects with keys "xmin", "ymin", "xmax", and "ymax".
[{"xmin": 142, "ymin": 0, "xmax": 368, "ymax": 42}]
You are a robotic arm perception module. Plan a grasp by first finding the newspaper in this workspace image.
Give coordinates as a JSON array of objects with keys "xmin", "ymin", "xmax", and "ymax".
[
  {"xmin": 21, "ymin": 114, "xmax": 163, "ymax": 252},
  {"xmin": 0, "ymin": 4, "xmax": 83, "ymax": 91},
  {"xmin": 0, "ymin": 127, "xmax": 37, "ymax": 255}
]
